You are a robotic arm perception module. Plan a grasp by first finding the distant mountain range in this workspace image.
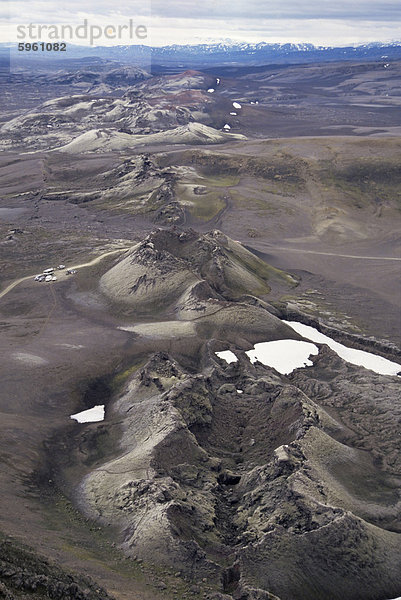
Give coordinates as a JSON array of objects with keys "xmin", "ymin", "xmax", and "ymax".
[{"xmin": 2, "ymin": 41, "xmax": 401, "ymax": 70}]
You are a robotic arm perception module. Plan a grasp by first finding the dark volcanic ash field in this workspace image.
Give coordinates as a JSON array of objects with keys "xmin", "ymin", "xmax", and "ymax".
[{"xmin": 0, "ymin": 57, "xmax": 400, "ymax": 600}]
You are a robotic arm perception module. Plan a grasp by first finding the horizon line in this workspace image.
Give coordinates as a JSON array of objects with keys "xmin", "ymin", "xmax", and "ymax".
[{"xmin": 1, "ymin": 39, "xmax": 401, "ymax": 49}]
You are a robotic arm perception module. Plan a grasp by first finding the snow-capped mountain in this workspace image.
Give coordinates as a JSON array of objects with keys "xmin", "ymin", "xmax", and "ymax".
[
  {"xmin": 2, "ymin": 41, "xmax": 401, "ymax": 69},
  {"xmin": 149, "ymin": 41, "xmax": 401, "ymax": 65}
]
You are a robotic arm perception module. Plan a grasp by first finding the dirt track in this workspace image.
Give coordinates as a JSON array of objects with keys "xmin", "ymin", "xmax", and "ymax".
[
  {"xmin": 268, "ymin": 247, "xmax": 401, "ymax": 261},
  {"xmin": 0, "ymin": 247, "xmax": 130, "ymax": 300}
]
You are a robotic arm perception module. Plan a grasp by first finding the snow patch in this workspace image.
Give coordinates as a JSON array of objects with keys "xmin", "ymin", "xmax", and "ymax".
[
  {"xmin": 284, "ymin": 321, "xmax": 401, "ymax": 376},
  {"xmin": 216, "ymin": 350, "xmax": 238, "ymax": 364},
  {"xmin": 207, "ymin": 88, "xmax": 215, "ymax": 93},
  {"xmin": 233, "ymin": 102, "xmax": 242, "ymax": 109},
  {"xmin": 71, "ymin": 405, "xmax": 105, "ymax": 423},
  {"xmin": 223, "ymin": 123, "xmax": 231, "ymax": 130},
  {"xmin": 245, "ymin": 340, "xmax": 319, "ymax": 375}
]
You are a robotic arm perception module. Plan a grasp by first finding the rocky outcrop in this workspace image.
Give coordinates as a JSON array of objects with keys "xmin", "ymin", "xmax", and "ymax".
[
  {"xmin": 283, "ymin": 306, "xmax": 401, "ymax": 360},
  {"xmin": 0, "ymin": 535, "xmax": 113, "ymax": 600},
  {"xmin": 76, "ymin": 344, "xmax": 401, "ymax": 600},
  {"xmin": 13, "ymin": 226, "xmax": 390, "ymax": 599},
  {"xmin": 99, "ymin": 229, "xmax": 298, "ymax": 347}
]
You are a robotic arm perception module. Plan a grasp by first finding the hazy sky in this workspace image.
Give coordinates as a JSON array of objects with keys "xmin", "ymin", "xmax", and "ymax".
[{"xmin": 1, "ymin": 0, "xmax": 401, "ymax": 46}]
